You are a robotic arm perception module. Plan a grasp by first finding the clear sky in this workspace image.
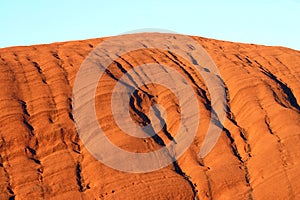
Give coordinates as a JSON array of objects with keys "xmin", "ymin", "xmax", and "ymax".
[{"xmin": 1, "ymin": 0, "xmax": 299, "ymax": 50}]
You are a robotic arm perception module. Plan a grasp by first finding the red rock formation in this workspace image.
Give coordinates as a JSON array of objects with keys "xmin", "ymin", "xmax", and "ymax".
[{"xmin": 0, "ymin": 34, "xmax": 299, "ymax": 199}]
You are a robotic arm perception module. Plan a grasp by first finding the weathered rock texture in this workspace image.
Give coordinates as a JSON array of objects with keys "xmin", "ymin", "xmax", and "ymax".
[{"xmin": 0, "ymin": 34, "xmax": 299, "ymax": 199}]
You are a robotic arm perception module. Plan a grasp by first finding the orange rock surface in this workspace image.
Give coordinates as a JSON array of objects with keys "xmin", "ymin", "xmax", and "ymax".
[{"xmin": 0, "ymin": 34, "xmax": 299, "ymax": 199}]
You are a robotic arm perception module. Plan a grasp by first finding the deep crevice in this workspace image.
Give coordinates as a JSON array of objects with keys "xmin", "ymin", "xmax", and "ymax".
[{"xmin": 76, "ymin": 162, "xmax": 85, "ymax": 192}]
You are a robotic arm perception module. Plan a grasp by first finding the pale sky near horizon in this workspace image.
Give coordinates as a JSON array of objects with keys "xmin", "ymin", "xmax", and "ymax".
[{"xmin": 1, "ymin": 0, "xmax": 299, "ymax": 50}]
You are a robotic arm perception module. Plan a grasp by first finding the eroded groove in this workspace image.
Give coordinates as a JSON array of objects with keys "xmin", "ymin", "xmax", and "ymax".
[
  {"xmin": 30, "ymin": 50, "xmax": 75, "ymax": 153},
  {"xmin": 204, "ymin": 172, "xmax": 213, "ymax": 200},
  {"xmin": 118, "ymin": 57, "xmax": 153, "ymax": 87},
  {"xmin": 114, "ymin": 60, "xmax": 141, "ymax": 89},
  {"xmin": 20, "ymin": 99, "xmax": 34, "ymax": 134},
  {"xmin": 32, "ymin": 61, "xmax": 47, "ymax": 84},
  {"xmin": 198, "ymin": 159, "xmax": 213, "ymax": 200},
  {"xmin": 151, "ymin": 104, "xmax": 175, "ymax": 142},
  {"xmin": 222, "ymin": 80, "xmax": 254, "ymax": 199},
  {"xmin": 223, "ymin": 127, "xmax": 254, "ymax": 200},
  {"xmin": 24, "ymin": 143, "xmax": 45, "ymax": 198},
  {"xmin": 223, "ymin": 128, "xmax": 242, "ymax": 162},
  {"xmin": 274, "ymin": 56, "xmax": 300, "ymax": 84},
  {"xmin": 76, "ymin": 162, "xmax": 83, "ymax": 192},
  {"xmin": 6, "ymin": 54, "xmax": 47, "ymax": 198},
  {"xmin": 76, "ymin": 161, "xmax": 85, "ymax": 192},
  {"xmin": 173, "ymin": 161, "xmax": 199, "ymax": 200},
  {"xmin": 260, "ymin": 105, "xmax": 295, "ymax": 199},
  {"xmin": 18, "ymin": 100, "xmax": 30, "ymax": 116},
  {"xmin": 51, "ymin": 49, "xmax": 71, "ymax": 86},
  {"xmin": 104, "ymin": 61, "xmax": 150, "ymax": 97},
  {"xmin": 125, "ymin": 68, "xmax": 199, "ymax": 199},
  {"xmin": 255, "ymin": 55, "xmax": 300, "ymax": 111},
  {"xmin": 223, "ymin": 84, "xmax": 252, "ymax": 159},
  {"xmin": 105, "ymin": 60, "xmax": 175, "ymax": 146},
  {"xmin": 71, "ymin": 134, "xmax": 81, "ymax": 154},
  {"xmin": 165, "ymin": 51, "xmax": 211, "ymax": 106},
  {"xmin": 0, "ymin": 145, "xmax": 16, "ymax": 199},
  {"xmin": 260, "ymin": 68, "xmax": 300, "ymax": 112}
]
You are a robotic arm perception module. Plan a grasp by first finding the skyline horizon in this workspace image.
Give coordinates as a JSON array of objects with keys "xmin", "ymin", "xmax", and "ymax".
[{"xmin": 1, "ymin": 0, "xmax": 299, "ymax": 50}]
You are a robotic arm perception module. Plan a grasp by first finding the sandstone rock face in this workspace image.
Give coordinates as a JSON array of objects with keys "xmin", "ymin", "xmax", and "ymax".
[{"xmin": 0, "ymin": 34, "xmax": 299, "ymax": 200}]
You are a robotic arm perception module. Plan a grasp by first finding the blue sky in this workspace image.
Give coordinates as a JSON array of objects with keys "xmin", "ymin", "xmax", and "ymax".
[{"xmin": 1, "ymin": 0, "xmax": 299, "ymax": 50}]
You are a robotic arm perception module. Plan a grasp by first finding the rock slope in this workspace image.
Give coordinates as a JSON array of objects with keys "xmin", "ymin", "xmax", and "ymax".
[{"xmin": 0, "ymin": 34, "xmax": 299, "ymax": 199}]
